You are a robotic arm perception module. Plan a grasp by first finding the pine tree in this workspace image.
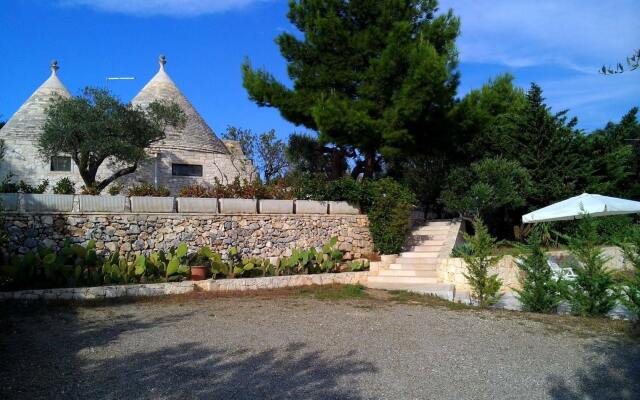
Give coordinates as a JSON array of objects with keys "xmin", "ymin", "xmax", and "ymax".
[
  {"xmin": 454, "ymin": 218, "xmax": 503, "ymax": 307},
  {"xmin": 242, "ymin": 0, "xmax": 460, "ymax": 176},
  {"xmin": 514, "ymin": 226, "xmax": 566, "ymax": 313},
  {"xmin": 565, "ymin": 216, "xmax": 618, "ymax": 316},
  {"xmin": 582, "ymin": 108, "xmax": 640, "ymax": 198},
  {"xmin": 490, "ymin": 83, "xmax": 585, "ymax": 209}
]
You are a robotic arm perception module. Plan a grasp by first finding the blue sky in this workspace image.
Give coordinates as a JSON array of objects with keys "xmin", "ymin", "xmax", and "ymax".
[{"xmin": 0, "ymin": 0, "xmax": 638, "ymax": 142}]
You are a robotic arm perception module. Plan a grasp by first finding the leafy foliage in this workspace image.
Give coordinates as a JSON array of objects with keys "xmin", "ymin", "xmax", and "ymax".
[
  {"xmin": 620, "ymin": 236, "xmax": 640, "ymax": 319},
  {"xmin": 440, "ymin": 157, "xmax": 531, "ymax": 220},
  {"xmin": 0, "ymin": 174, "xmax": 49, "ymax": 194},
  {"xmin": 222, "ymin": 126, "xmax": 289, "ymax": 183},
  {"xmin": 361, "ymin": 178, "xmax": 416, "ymax": 255},
  {"xmin": 286, "ymin": 133, "xmax": 348, "ymax": 180},
  {"xmin": 242, "ymin": 0, "xmax": 460, "ymax": 176},
  {"xmin": 52, "ymin": 177, "xmax": 75, "ymax": 194},
  {"xmin": 581, "ymin": 108, "xmax": 640, "ymax": 198},
  {"xmin": 514, "ymin": 227, "xmax": 566, "ymax": 313},
  {"xmin": 108, "ymin": 182, "xmax": 125, "ymax": 196},
  {"xmin": 564, "ymin": 216, "xmax": 618, "ymax": 316},
  {"xmin": 39, "ymin": 87, "xmax": 185, "ymax": 193},
  {"xmin": 127, "ymin": 182, "xmax": 171, "ymax": 197},
  {"xmin": 0, "ymin": 240, "xmax": 193, "ymax": 290},
  {"xmin": 488, "ymin": 84, "xmax": 584, "ymax": 211},
  {"xmin": 178, "ymin": 178, "xmax": 293, "ymax": 200},
  {"xmin": 0, "ymin": 238, "xmax": 359, "ymax": 291},
  {"xmin": 453, "ymin": 218, "xmax": 503, "ymax": 307},
  {"xmin": 257, "ymin": 129, "xmax": 288, "ymax": 183},
  {"xmin": 600, "ymin": 49, "xmax": 640, "ymax": 74}
]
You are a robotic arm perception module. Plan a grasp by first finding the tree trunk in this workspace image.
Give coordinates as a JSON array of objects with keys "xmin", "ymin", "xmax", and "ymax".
[
  {"xmin": 364, "ymin": 150, "xmax": 376, "ymax": 178},
  {"xmin": 96, "ymin": 163, "xmax": 138, "ymax": 192}
]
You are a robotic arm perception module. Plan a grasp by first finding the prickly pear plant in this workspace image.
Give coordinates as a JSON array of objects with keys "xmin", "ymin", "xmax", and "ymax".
[{"xmin": 164, "ymin": 243, "xmax": 190, "ymax": 281}]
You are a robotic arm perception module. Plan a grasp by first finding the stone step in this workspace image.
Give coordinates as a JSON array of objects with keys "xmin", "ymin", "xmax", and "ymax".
[
  {"xmin": 400, "ymin": 251, "xmax": 439, "ymax": 258},
  {"xmin": 365, "ymin": 282, "xmax": 455, "ymax": 301},
  {"xmin": 418, "ymin": 221, "xmax": 453, "ymax": 227},
  {"xmin": 411, "ymin": 227, "xmax": 452, "ymax": 234},
  {"xmin": 409, "ymin": 233, "xmax": 448, "ymax": 240},
  {"xmin": 405, "ymin": 239, "xmax": 445, "ymax": 247},
  {"xmin": 378, "ymin": 269, "xmax": 439, "ymax": 277},
  {"xmin": 389, "ymin": 263, "xmax": 439, "ymax": 270},
  {"xmin": 410, "ymin": 245, "xmax": 443, "ymax": 252},
  {"xmin": 394, "ymin": 257, "xmax": 441, "ymax": 265},
  {"xmin": 367, "ymin": 276, "xmax": 440, "ymax": 285}
]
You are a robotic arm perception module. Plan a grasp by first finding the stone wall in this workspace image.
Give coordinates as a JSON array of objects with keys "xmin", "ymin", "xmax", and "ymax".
[{"xmin": 5, "ymin": 213, "xmax": 373, "ymax": 260}]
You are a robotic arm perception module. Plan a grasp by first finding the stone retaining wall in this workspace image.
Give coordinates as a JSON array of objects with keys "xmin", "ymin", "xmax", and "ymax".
[
  {"xmin": 0, "ymin": 272, "xmax": 369, "ymax": 301},
  {"xmin": 5, "ymin": 213, "xmax": 373, "ymax": 259}
]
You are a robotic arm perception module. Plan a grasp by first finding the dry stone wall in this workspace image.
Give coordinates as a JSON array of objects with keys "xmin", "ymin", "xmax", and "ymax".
[{"xmin": 5, "ymin": 213, "xmax": 373, "ymax": 260}]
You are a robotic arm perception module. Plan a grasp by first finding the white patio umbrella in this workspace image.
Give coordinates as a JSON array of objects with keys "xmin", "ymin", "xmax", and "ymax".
[{"xmin": 522, "ymin": 193, "xmax": 640, "ymax": 223}]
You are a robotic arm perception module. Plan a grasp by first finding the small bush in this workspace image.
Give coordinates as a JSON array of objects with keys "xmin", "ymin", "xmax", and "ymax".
[
  {"xmin": 127, "ymin": 182, "xmax": 170, "ymax": 197},
  {"xmin": 361, "ymin": 178, "xmax": 416, "ymax": 255},
  {"xmin": 454, "ymin": 217, "xmax": 503, "ymax": 307},
  {"xmin": 179, "ymin": 183, "xmax": 213, "ymax": 198},
  {"xmin": 80, "ymin": 185, "xmax": 101, "ymax": 195},
  {"xmin": 620, "ymin": 237, "xmax": 640, "ymax": 319},
  {"xmin": 52, "ymin": 177, "xmax": 75, "ymax": 194},
  {"xmin": 0, "ymin": 174, "xmax": 49, "ymax": 194},
  {"xmin": 514, "ymin": 227, "xmax": 566, "ymax": 313},
  {"xmin": 108, "ymin": 182, "xmax": 124, "ymax": 196},
  {"xmin": 565, "ymin": 215, "xmax": 618, "ymax": 316}
]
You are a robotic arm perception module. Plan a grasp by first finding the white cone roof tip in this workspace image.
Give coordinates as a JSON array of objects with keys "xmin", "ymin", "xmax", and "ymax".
[
  {"xmin": 131, "ymin": 55, "xmax": 229, "ymax": 154},
  {"xmin": 0, "ymin": 60, "xmax": 71, "ymax": 139},
  {"xmin": 522, "ymin": 193, "xmax": 640, "ymax": 223}
]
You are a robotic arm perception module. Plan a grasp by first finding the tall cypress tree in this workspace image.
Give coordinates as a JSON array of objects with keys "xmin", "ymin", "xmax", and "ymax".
[
  {"xmin": 242, "ymin": 0, "xmax": 460, "ymax": 177},
  {"xmin": 490, "ymin": 83, "xmax": 584, "ymax": 209}
]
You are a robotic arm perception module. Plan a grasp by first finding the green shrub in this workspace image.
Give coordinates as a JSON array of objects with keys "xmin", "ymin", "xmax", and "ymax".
[
  {"xmin": 565, "ymin": 216, "xmax": 618, "ymax": 316},
  {"xmin": 1, "ymin": 240, "xmax": 101, "ymax": 289},
  {"xmin": 108, "ymin": 182, "xmax": 124, "ymax": 196},
  {"xmin": 0, "ymin": 174, "xmax": 49, "ymax": 194},
  {"xmin": 361, "ymin": 178, "xmax": 416, "ymax": 255},
  {"xmin": 179, "ymin": 183, "xmax": 213, "ymax": 198},
  {"xmin": 127, "ymin": 182, "xmax": 171, "ymax": 197},
  {"xmin": 514, "ymin": 227, "xmax": 566, "ymax": 313},
  {"xmin": 454, "ymin": 218, "xmax": 503, "ymax": 307},
  {"xmin": 620, "ymin": 237, "xmax": 640, "ymax": 319},
  {"xmin": 52, "ymin": 177, "xmax": 75, "ymax": 194}
]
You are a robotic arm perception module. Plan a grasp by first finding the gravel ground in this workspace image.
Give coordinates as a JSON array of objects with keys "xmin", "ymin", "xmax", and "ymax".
[{"xmin": 0, "ymin": 289, "xmax": 638, "ymax": 400}]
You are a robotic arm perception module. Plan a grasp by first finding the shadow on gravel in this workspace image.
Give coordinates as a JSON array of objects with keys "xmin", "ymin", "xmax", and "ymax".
[
  {"xmin": 0, "ymin": 303, "xmax": 375, "ymax": 399},
  {"xmin": 547, "ymin": 339, "xmax": 640, "ymax": 400}
]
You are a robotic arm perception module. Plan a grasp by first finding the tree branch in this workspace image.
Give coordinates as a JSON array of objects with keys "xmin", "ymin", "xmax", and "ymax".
[{"xmin": 96, "ymin": 163, "xmax": 138, "ymax": 191}]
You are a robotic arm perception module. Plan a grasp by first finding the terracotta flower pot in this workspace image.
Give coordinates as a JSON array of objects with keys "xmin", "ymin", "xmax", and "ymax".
[{"xmin": 190, "ymin": 265, "xmax": 209, "ymax": 281}]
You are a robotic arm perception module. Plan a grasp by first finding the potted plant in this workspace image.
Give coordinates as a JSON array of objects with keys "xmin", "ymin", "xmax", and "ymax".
[{"xmin": 188, "ymin": 249, "xmax": 211, "ymax": 281}]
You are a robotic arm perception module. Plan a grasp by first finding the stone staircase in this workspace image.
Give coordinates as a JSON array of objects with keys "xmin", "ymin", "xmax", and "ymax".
[{"xmin": 366, "ymin": 219, "xmax": 463, "ymax": 299}]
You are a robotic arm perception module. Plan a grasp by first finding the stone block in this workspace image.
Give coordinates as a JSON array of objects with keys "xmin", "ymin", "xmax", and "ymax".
[
  {"xmin": 24, "ymin": 194, "xmax": 74, "ymax": 212},
  {"xmin": 259, "ymin": 199, "xmax": 294, "ymax": 214},
  {"xmin": 219, "ymin": 198, "xmax": 257, "ymax": 214},
  {"xmin": 79, "ymin": 195, "xmax": 127, "ymax": 212},
  {"xmin": 177, "ymin": 197, "xmax": 219, "ymax": 213},
  {"xmin": 0, "ymin": 193, "xmax": 19, "ymax": 211},
  {"xmin": 130, "ymin": 196, "xmax": 175, "ymax": 213},
  {"xmin": 328, "ymin": 201, "xmax": 360, "ymax": 215},
  {"xmin": 295, "ymin": 200, "xmax": 328, "ymax": 214}
]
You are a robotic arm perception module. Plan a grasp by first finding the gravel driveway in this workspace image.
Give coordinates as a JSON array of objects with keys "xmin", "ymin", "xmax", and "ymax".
[{"xmin": 1, "ymin": 287, "xmax": 638, "ymax": 400}]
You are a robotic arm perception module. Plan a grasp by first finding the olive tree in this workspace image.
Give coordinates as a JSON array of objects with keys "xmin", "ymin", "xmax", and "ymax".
[{"xmin": 38, "ymin": 87, "xmax": 184, "ymax": 193}]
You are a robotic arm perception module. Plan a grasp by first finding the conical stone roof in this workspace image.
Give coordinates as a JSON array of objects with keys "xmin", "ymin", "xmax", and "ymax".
[
  {"xmin": 131, "ymin": 55, "xmax": 228, "ymax": 154},
  {"xmin": 0, "ymin": 60, "xmax": 71, "ymax": 142}
]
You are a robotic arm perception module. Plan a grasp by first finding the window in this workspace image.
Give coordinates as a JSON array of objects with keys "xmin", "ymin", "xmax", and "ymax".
[
  {"xmin": 172, "ymin": 163, "xmax": 203, "ymax": 177},
  {"xmin": 50, "ymin": 156, "xmax": 71, "ymax": 172}
]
